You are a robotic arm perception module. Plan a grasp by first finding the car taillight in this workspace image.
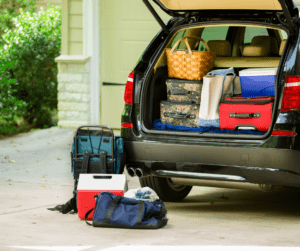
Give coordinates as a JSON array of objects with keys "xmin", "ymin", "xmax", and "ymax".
[
  {"xmin": 121, "ymin": 123, "xmax": 133, "ymax": 128},
  {"xmin": 281, "ymin": 75, "xmax": 300, "ymax": 111},
  {"xmin": 271, "ymin": 130, "xmax": 296, "ymax": 136},
  {"xmin": 124, "ymin": 71, "xmax": 134, "ymax": 105}
]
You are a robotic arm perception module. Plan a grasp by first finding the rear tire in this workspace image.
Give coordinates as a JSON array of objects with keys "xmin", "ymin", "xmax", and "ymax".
[{"xmin": 139, "ymin": 176, "xmax": 192, "ymax": 202}]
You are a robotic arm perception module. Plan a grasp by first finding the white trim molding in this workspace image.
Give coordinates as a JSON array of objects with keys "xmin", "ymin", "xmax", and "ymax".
[
  {"xmin": 83, "ymin": 0, "xmax": 100, "ymax": 125},
  {"xmin": 55, "ymin": 55, "xmax": 91, "ymax": 64}
]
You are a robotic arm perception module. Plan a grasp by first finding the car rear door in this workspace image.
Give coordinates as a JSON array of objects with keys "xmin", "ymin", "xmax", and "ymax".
[{"xmin": 144, "ymin": 0, "xmax": 299, "ymax": 34}]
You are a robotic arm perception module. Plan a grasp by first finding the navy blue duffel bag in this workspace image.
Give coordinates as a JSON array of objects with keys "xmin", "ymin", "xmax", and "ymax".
[{"xmin": 85, "ymin": 191, "xmax": 168, "ymax": 229}]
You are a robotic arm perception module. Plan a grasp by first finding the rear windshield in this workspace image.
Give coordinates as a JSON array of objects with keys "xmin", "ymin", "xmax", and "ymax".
[
  {"xmin": 244, "ymin": 27, "xmax": 269, "ymax": 44},
  {"xmin": 199, "ymin": 26, "xmax": 229, "ymax": 50}
]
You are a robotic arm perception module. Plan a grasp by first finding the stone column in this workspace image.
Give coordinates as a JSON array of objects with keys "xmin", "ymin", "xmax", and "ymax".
[{"xmin": 55, "ymin": 55, "xmax": 91, "ymax": 128}]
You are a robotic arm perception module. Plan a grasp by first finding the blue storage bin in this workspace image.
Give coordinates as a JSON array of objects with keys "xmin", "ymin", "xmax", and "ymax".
[{"xmin": 239, "ymin": 68, "xmax": 277, "ymax": 97}]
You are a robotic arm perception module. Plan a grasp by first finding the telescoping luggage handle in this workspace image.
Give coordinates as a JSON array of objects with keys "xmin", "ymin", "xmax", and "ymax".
[{"xmin": 74, "ymin": 125, "xmax": 115, "ymax": 164}]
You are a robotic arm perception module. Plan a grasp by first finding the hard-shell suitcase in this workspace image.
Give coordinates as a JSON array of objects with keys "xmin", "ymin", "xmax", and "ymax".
[
  {"xmin": 219, "ymin": 96, "xmax": 274, "ymax": 131},
  {"xmin": 71, "ymin": 125, "xmax": 126, "ymax": 179},
  {"xmin": 160, "ymin": 101, "xmax": 200, "ymax": 127},
  {"xmin": 166, "ymin": 79, "xmax": 203, "ymax": 104}
]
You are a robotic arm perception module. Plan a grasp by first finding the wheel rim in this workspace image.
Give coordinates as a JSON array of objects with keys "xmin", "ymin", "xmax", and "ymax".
[{"xmin": 166, "ymin": 178, "xmax": 188, "ymax": 192}]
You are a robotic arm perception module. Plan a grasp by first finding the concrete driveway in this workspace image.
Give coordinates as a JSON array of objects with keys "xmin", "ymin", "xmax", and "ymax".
[{"xmin": 1, "ymin": 127, "xmax": 300, "ymax": 251}]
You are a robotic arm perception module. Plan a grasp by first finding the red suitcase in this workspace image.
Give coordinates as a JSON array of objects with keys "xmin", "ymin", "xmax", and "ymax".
[{"xmin": 219, "ymin": 96, "xmax": 274, "ymax": 131}]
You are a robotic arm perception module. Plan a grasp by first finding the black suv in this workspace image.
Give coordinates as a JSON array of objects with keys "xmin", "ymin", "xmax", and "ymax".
[{"xmin": 121, "ymin": 0, "xmax": 300, "ymax": 201}]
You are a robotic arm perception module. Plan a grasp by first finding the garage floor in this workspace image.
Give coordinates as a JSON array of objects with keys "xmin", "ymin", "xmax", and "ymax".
[{"xmin": 1, "ymin": 127, "xmax": 300, "ymax": 251}]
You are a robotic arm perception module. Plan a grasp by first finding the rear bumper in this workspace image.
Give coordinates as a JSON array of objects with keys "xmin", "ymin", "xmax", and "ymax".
[{"xmin": 124, "ymin": 140, "xmax": 300, "ymax": 188}]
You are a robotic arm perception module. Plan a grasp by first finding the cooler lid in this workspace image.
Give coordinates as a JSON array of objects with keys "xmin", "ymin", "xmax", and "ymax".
[
  {"xmin": 239, "ymin": 68, "xmax": 278, "ymax": 76},
  {"xmin": 77, "ymin": 174, "xmax": 127, "ymax": 191}
]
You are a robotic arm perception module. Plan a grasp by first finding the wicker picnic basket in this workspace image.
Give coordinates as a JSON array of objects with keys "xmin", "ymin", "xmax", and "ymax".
[{"xmin": 166, "ymin": 36, "xmax": 216, "ymax": 81}]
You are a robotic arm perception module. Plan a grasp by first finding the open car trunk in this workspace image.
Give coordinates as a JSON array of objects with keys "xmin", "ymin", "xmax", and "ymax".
[{"xmin": 140, "ymin": 23, "xmax": 289, "ymax": 138}]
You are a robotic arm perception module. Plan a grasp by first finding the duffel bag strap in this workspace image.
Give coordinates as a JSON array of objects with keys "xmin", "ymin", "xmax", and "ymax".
[
  {"xmin": 85, "ymin": 208, "xmax": 94, "ymax": 226},
  {"xmin": 104, "ymin": 195, "xmax": 122, "ymax": 224},
  {"xmin": 136, "ymin": 200, "xmax": 144, "ymax": 227},
  {"xmin": 85, "ymin": 195, "xmax": 121, "ymax": 226}
]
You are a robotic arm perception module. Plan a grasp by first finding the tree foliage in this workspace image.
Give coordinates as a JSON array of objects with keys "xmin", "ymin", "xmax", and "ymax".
[
  {"xmin": 1, "ymin": 6, "xmax": 61, "ymax": 128},
  {"xmin": 0, "ymin": 0, "xmax": 36, "ymax": 45},
  {"xmin": 0, "ymin": 60, "xmax": 26, "ymax": 122}
]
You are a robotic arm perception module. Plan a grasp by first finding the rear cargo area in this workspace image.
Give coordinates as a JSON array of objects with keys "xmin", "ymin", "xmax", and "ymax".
[{"xmin": 141, "ymin": 24, "xmax": 288, "ymax": 137}]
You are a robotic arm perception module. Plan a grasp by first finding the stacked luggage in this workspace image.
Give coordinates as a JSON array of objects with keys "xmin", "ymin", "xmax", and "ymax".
[
  {"xmin": 161, "ymin": 42, "xmax": 276, "ymax": 133},
  {"xmin": 160, "ymin": 79, "xmax": 202, "ymax": 128},
  {"xmin": 160, "ymin": 36, "xmax": 213, "ymax": 128},
  {"xmin": 160, "ymin": 36, "xmax": 277, "ymax": 133}
]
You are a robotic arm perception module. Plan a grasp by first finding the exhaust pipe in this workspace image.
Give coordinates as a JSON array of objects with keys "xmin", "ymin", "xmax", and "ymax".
[
  {"xmin": 128, "ymin": 167, "xmax": 150, "ymax": 178},
  {"xmin": 127, "ymin": 167, "xmax": 136, "ymax": 177},
  {"xmin": 135, "ymin": 168, "xmax": 144, "ymax": 178}
]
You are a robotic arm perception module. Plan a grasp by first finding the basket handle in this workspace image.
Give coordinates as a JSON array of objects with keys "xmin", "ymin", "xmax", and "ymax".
[{"xmin": 170, "ymin": 36, "xmax": 211, "ymax": 54}]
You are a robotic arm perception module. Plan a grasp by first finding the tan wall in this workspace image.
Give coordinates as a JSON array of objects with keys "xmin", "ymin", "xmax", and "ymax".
[
  {"xmin": 99, "ymin": 0, "xmax": 169, "ymax": 84},
  {"xmin": 99, "ymin": 0, "xmax": 170, "ymax": 128}
]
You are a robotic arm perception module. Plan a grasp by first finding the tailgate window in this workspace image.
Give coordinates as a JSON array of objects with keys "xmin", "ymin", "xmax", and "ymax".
[{"xmin": 199, "ymin": 26, "xmax": 229, "ymax": 51}]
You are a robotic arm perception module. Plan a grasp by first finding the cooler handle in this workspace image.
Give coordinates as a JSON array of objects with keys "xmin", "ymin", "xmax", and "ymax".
[{"xmin": 93, "ymin": 175, "xmax": 112, "ymax": 179}]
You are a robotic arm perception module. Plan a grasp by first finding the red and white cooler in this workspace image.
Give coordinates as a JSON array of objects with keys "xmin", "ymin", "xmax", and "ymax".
[{"xmin": 77, "ymin": 174, "xmax": 128, "ymax": 220}]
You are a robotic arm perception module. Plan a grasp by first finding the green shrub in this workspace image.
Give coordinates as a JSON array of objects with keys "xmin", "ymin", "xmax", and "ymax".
[
  {"xmin": 1, "ymin": 6, "xmax": 61, "ymax": 128},
  {"xmin": 0, "ymin": 0, "xmax": 36, "ymax": 45},
  {"xmin": 0, "ymin": 59, "xmax": 26, "ymax": 122}
]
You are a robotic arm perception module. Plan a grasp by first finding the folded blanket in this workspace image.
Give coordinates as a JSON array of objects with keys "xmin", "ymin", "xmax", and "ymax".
[{"xmin": 153, "ymin": 119, "xmax": 264, "ymax": 135}]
